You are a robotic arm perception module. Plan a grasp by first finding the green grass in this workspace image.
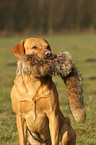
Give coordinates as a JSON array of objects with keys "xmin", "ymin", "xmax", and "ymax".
[{"xmin": 0, "ymin": 34, "xmax": 96, "ymax": 145}]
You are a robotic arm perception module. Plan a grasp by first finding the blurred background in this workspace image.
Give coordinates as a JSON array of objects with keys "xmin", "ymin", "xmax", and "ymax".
[
  {"xmin": 0, "ymin": 0, "xmax": 96, "ymax": 36},
  {"xmin": 0, "ymin": 0, "xmax": 96, "ymax": 145}
]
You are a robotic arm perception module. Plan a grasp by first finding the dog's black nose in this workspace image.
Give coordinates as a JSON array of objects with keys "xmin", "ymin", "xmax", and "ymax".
[
  {"xmin": 44, "ymin": 51, "xmax": 52, "ymax": 57},
  {"xmin": 44, "ymin": 51, "xmax": 57, "ymax": 60}
]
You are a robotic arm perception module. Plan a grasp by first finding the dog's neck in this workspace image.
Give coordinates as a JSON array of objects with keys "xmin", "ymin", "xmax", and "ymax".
[
  {"xmin": 18, "ymin": 72, "xmax": 52, "ymax": 99},
  {"xmin": 24, "ymin": 75, "xmax": 41, "ymax": 96}
]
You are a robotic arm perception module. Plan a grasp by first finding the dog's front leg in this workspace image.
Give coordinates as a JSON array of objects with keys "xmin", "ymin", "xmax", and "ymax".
[
  {"xmin": 48, "ymin": 112, "xmax": 59, "ymax": 145},
  {"xmin": 16, "ymin": 114, "xmax": 26, "ymax": 145}
]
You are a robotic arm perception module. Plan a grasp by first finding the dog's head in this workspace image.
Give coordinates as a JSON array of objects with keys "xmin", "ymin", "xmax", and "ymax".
[{"xmin": 13, "ymin": 37, "xmax": 56, "ymax": 60}]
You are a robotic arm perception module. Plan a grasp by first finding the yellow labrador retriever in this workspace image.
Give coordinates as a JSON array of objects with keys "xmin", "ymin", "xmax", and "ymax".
[{"xmin": 11, "ymin": 38, "xmax": 76, "ymax": 145}]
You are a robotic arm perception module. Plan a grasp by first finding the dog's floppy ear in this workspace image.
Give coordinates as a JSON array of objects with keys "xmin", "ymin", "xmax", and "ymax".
[{"xmin": 13, "ymin": 40, "xmax": 25, "ymax": 58}]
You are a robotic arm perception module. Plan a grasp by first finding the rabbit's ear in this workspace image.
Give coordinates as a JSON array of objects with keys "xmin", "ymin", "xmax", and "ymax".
[
  {"xmin": 64, "ymin": 67, "xmax": 86, "ymax": 122},
  {"xmin": 13, "ymin": 40, "xmax": 26, "ymax": 58}
]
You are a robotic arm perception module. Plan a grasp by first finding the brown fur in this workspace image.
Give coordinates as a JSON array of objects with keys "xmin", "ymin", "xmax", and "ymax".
[
  {"xmin": 20, "ymin": 52, "xmax": 86, "ymax": 122},
  {"xmin": 64, "ymin": 68, "xmax": 86, "ymax": 122},
  {"xmin": 11, "ymin": 38, "xmax": 78, "ymax": 145}
]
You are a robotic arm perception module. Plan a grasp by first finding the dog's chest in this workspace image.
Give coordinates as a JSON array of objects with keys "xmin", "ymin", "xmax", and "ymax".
[
  {"xmin": 24, "ymin": 76, "xmax": 41, "ymax": 95},
  {"xmin": 19, "ymin": 97, "xmax": 51, "ymax": 132}
]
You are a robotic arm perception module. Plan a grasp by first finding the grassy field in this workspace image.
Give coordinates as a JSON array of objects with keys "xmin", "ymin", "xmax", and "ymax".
[{"xmin": 0, "ymin": 34, "xmax": 96, "ymax": 145}]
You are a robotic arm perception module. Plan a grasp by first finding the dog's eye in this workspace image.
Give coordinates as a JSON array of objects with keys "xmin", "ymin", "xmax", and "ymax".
[{"xmin": 31, "ymin": 46, "xmax": 38, "ymax": 49}]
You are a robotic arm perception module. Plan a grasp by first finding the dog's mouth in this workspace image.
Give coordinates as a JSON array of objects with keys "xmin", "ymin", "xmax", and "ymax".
[
  {"xmin": 45, "ymin": 54, "xmax": 57, "ymax": 60},
  {"xmin": 18, "ymin": 53, "xmax": 57, "ymax": 78},
  {"xmin": 17, "ymin": 51, "xmax": 73, "ymax": 80},
  {"xmin": 21, "ymin": 52, "xmax": 57, "ymax": 63}
]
